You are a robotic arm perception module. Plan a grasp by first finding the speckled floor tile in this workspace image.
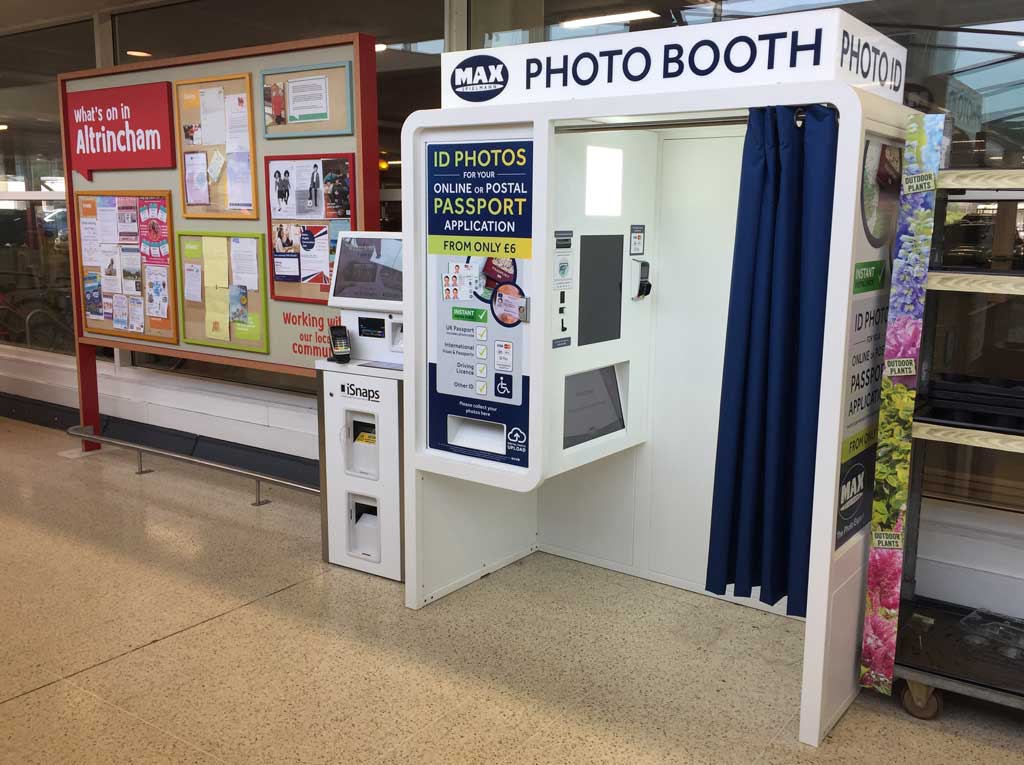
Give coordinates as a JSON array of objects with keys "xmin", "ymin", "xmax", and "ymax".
[
  {"xmin": 761, "ymin": 688, "xmax": 1024, "ymax": 765},
  {"xmin": 0, "ymin": 650, "xmax": 59, "ymax": 704},
  {"xmin": 0, "ymin": 418, "xmax": 326, "ymax": 678},
  {"xmin": 0, "ymin": 681, "xmax": 219, "ymax": 763},
  {"xmin": 3, "ymin": 418, "xmax": 1024, "ymax": 763}
]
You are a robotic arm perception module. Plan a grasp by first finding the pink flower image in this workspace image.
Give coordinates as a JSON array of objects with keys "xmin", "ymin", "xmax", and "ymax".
[
  {"xmin": 867, "ymin": 547, "xmax": 903, "ymax": 611},
  {"xmin": 885, "ymin": 315, "xmax": 922, "ymax": 385},
  {"xmin": 862, "ymin": 612, "xmax": 897, "ymax": 679}
]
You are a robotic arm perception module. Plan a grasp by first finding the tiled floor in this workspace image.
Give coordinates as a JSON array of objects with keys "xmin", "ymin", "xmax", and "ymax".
[{"xmin": 1, "ymin": 416, "xmax": 1022, "ymax": 764}]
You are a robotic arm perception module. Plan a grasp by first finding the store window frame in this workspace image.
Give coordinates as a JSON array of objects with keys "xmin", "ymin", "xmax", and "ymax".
[{"xmin": 0, "ymin": 17, "xmax": 99, "ymax": 358}]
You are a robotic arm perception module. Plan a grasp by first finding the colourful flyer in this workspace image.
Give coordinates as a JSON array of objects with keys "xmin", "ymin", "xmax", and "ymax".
[{"xmin": 139, "ymin": 197, "xmax": 170, "ymax": 264}]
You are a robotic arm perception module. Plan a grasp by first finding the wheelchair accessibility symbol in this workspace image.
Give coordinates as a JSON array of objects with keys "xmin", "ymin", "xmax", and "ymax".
[{"xmin": 495, "ymin": 373, "xmax": 513, "ymax": 399}]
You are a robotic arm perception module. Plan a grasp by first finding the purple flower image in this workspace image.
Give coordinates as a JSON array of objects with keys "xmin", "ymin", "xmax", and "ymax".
[
  {"xmin": 885, "ymin": 314, "xmax": 921, "ymax": 360},
  {"xmin": 885, "ymin": 314, "xmax": 922, "ymax": 386}
]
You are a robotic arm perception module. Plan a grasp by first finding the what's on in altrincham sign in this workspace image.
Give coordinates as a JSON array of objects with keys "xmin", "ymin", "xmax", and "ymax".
[
  {"xmin": 64, "ymin": 81, "xmax": 176, "ymax": 180},
  {"xmin": 442, "ymin": 8, "xmax": 905, "ymax": 108}
]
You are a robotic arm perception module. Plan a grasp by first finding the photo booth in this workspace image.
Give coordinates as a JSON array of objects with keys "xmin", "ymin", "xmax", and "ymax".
[{"xmin": 399, "ymin": 9, "xmax": 915, "ymax": 745}]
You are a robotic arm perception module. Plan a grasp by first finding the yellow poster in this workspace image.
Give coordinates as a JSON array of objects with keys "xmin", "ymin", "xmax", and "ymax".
[
  {"xmin": 202, "ymin": 236, "xmax": 229, "ymax": 288},
  {"xmin": 205, "ymin": 286, "xmax": 230, "ymax": 341}
]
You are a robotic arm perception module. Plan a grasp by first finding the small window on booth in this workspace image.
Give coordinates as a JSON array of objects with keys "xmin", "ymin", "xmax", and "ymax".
[{"xmin": 584, "ymin": 146, "xmax": 623, "ymax": 217}]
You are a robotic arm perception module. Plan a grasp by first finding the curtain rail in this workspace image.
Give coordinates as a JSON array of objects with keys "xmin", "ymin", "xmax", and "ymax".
[{"xmin": 554, "ymin": 116, "xmax": 748, "ymax": 133}]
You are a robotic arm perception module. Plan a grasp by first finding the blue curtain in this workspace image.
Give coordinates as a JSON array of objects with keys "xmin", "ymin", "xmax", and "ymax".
[{"xmin": 705, "ymin": 105, "xmax": 839, "ymax": 618}]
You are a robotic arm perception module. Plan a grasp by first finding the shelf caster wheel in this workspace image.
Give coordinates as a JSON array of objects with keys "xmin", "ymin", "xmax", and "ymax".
[{"xmin": 901, "ymin": 681, "xmax": 944, "ymax": 720}]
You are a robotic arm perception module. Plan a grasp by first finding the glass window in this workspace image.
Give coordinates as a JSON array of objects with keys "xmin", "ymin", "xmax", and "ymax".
[
  {"xmin": 114, "ymin": 0, "xmax": 443, "ymax": 219},
  {"xmin": 917, "ymin": 291, "xmax": 1024, "ymax": 433},
  {"xmin": 0, "ymin": 200, "xmax": 75, "ymax": 354},
  {"xmin": 0, "ymin": 21, "xmax": 94, "ymax": 192},
  {"xmin": 113, "ymin": 0, "xmax": 442, "ymax": 383},
  {"xmin": 469, "ymin": 1, "xmax": 1024, "ymax": 168},
  {"xmin": 921, "ymin": 440, "xmax": 1024, "ymax": 514},
  {"xmin": 933, "ymin": 198, "xmax": 1024, "ymax": 272},
  {"xmin": 0, "ymin": 21, "xmax": 94, "ymax": 356}
]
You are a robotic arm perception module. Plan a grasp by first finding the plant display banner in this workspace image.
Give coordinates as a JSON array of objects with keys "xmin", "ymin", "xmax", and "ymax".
[{"xmin": 859, "ymin": 113, "xmax": 949, "ymax": 695}]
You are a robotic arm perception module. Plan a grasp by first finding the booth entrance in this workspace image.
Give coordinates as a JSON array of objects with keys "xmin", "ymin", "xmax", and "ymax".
[
  {"xmin": 541, "ymin": 115, "xmax": 750, "ymax": 603},
  {"xmin": 399, "ymin": 9, "xmax": 912, "ymax": 746}
]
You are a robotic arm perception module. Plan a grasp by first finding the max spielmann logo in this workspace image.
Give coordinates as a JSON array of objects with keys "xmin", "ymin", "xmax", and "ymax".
[
  {"xmin": 451, "ymin": 54, "xmax": 508, "ymax": 102},
  {"xmin": 838, "ymin": 462, "xmax": 866, "ymax": 520}
]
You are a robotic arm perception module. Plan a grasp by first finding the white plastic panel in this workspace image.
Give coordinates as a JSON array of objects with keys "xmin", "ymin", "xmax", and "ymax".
[
  {"xmin": 409, "ymin": 471, "xmax": 538, "ymax": 608},
  {"xmin": 646, "ymin": 131, "xmax": 745, "ymax": 588},
  {"xmin": 322, "ymin": 368, "xmax": 402, "ymax": 580}
]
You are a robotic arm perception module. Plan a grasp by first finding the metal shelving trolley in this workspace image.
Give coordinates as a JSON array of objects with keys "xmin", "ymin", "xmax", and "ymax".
[{"xmin": 894, "ymin": 167, "xmax": 1024, "ymax": 719}]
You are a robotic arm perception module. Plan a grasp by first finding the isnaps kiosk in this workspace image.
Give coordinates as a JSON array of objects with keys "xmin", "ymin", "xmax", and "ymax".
[
  {"xmin": 400, "ymin": 9, "xmax": 914, "ymax": 746},
  {"xmin": 318, "ymin": 231, "xmax": 405, "ymax": 581}
]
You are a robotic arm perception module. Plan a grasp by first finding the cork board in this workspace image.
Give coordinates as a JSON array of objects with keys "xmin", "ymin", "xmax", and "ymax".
[
  {"xmin": 174, "ymin": 73, "xmax": 258, "ymax": 219},
  {"xmin": 76, "ymin": 190, "xmax": 178, "ymax": 344},
  {"xmin": 261, "ymin": 62, "xmax": 353, "ymax": 139},
  {"xmin": 177, "ymin": 231, "xmax": 268, "ymax": 352},
  {"xmin": 265, "ymin": 152, "xmax": 356, "ymax": 304}
]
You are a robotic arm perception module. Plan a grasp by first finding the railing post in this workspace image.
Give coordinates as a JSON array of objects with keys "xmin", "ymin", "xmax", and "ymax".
[
  {"xmin": 253, "ymin": 478, "xmax": 271, "ymax": 507},
  {"xmin": 135, "ymin": 450, "xmax": 153, "ymax": 475}
]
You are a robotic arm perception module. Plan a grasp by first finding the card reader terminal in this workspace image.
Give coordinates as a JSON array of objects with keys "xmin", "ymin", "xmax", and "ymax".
[{"xmin": 329, "ymin": 325, "xmax": 351, "ymax": 363}]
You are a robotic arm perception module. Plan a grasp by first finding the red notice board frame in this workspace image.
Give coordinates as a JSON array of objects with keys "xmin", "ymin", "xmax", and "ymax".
[
  {"xmin": 58, "ymin": 33, "xmax": 380, "ymax": 449},
  {"xmin": 264, "ymin": 151, "xmax": 358, "ymax": 305}
]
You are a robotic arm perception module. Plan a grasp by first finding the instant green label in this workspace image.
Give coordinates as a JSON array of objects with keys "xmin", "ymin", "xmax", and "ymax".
[
  {"xmin": 451, "ymin": 306, "xmax": 488, "ymax": 323},
  {"xmin": 853, "ymin": 260, "xmax": 885, "ymax": 293}
]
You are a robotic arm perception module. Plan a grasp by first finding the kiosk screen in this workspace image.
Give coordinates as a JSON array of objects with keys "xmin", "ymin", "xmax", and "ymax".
[
  {"xmin": 563, "ymin": 365, "xmax": 625, "ymax": 449},
  {"xmin": 333, "ymin": 235, "xmax": 403, "ymax": 302}
]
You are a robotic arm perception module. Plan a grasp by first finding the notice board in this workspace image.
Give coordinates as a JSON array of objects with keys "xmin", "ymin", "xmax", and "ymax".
[
  {"xmin": 175, "ymin": 73, "xmax": 259, "ymax": 219},
  {"xmin": 261, "ymin": 62, "xmax": 353, "ymax": 140},
  {"xmin": 60, "ymin": 33, "xmax": 380, "ymax": 377},
  {"xmin": 265, "ymin": 152, "xmax": 356, "ymax": 304},
  {"xmin": 178, "ymin": 231, "xmax": 268, "ymax": 352},
  {"xmin": 75, "ymin": 190, "xmax": 178, "ymax": 344}
]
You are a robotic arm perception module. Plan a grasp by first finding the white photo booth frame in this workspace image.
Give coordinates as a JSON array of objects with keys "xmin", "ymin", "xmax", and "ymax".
[{"xmin": 401, "ymin": 9, "xmax": 915, "ymax": 747}]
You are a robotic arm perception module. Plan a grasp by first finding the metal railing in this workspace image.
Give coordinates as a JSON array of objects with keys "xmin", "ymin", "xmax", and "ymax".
[{"xmin": 66, "ymin": 424, "xmax": 319, "ymax": 506}]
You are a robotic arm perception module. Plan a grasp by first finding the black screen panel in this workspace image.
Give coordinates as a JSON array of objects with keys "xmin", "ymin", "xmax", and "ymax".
[{"xmin": 578, "ymin": 234, "xmax": 623, "ymax": 346}]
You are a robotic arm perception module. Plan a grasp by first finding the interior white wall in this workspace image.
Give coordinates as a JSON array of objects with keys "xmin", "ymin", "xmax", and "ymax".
[
  {"xmin": 537, "ymin": 126, "xmax": 656, "ymax": 568},
  {"xmin": 537, "ymin": 124, "xmax": 790, "ymax": 611},
  {"xmin": 0, "ymin": 346, "xmax": 319, "ymax": 459},
  {"xmin": 541, "ymin": 127, "xmax": 657, "ymax": 480},
  {"xmin": 643, "ymin": 127, "xmax": 752, "ymax": 594}
]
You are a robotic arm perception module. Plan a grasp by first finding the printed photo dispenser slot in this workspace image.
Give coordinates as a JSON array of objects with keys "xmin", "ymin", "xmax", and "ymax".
[
  {"xmin": 402, "ymin": 6, "xmax": 916, "ymax": 752},
  {"xmin": 345, "ymin": 410, "xmax": 378, "ymax": 479},
  {"xmin": 348, "ymin": 493, "xmax": 381, "ymax": 564}
]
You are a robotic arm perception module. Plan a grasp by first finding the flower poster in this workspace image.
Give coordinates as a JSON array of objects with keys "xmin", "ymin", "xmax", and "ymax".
[{"xmin": 859, "ymin": 113, "xmax": 949, "ymax": 695}]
